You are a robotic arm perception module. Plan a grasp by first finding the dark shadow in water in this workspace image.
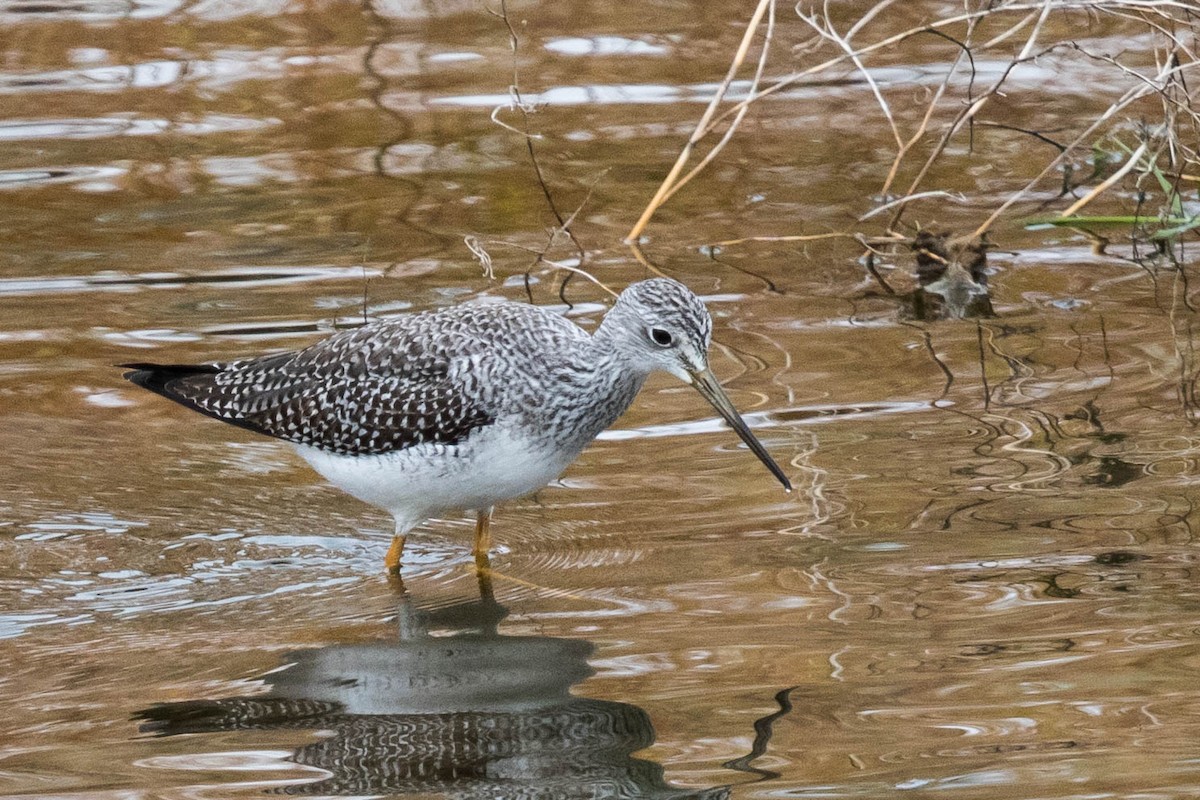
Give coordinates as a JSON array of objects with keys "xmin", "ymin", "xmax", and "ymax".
[
  {"xmin": 721, "ymin": 685, "xmax": 798, "ymax": 781},
  {"xmin": 136, "ymin": 571, "xmax": 729, "ymax": 799}
]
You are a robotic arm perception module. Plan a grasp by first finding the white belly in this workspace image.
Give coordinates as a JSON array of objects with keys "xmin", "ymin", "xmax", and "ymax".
[{"xmin": 293, "ymin": 425, "xmax": 578, "ymax": 533}]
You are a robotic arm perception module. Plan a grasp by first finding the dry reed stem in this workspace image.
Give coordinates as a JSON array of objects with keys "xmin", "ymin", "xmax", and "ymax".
[
  {"xmin": 712, "ymin": 232, "xmax": 855, "ymax": 247},
  {"xmin": 1059, "ymin": 140, "xmax": 1151, "ymax": 218},
  {"xmin": 626, "ymin": 241, "xmax": 672, "ymax": 279},
  {"xmin": 655, "ymin": 0, "xmax": 777, "ymax": 210},
  {"xmin": 627, "ymin": 0, "xmax": 1197, "ymax": 267},
  {"xmin": 625, "ymin": 0, "xmax": 774, "ymax": 243}
]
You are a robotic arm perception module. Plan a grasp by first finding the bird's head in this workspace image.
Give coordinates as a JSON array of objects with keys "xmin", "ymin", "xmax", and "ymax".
[
  {"xmin": 601, "ymin": 278, "xmax": 791, "ymax": 491},
  {"xmin": 603, "ymin": 278, "xmax": 714, "ymax": 383}
]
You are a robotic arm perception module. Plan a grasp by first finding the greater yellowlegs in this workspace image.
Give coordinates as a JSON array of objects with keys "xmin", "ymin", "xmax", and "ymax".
[{"xmin": 121, "ymin": 278, "xmax": 790, "ymax": 573}]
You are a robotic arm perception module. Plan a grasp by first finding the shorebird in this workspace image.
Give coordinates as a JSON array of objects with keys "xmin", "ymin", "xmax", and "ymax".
[{"xmin": 121, "ymin": 278, "xmax": 791, "ymax": 573}]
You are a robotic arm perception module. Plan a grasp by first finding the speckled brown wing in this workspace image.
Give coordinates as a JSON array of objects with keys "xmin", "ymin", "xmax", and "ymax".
[{"xmin": 120, "ymin": 318, "xmax": 497, "ymax": 456}]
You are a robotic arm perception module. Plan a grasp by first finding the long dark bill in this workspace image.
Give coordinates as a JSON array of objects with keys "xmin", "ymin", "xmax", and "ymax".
[{"xmin": 689, "ymin": 367, "xmax": 792, "ymax": 492}]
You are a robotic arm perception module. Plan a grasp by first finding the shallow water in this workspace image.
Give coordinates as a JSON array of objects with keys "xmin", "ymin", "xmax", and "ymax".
[{"xmin": 2, "ymin": 1, "xmax": 1200, "ymax": 798}]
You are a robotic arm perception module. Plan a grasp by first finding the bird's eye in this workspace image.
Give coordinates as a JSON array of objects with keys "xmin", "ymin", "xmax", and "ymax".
[{"xmin": 649, "ymin": 328, "xmax": 674, "ymax": 347}]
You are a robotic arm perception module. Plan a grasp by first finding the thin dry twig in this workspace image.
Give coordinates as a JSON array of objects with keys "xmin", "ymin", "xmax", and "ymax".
[
  {"xmin": 797, "ymin": 0, "xmax": 904, "ymax": 149},
  {"xmin": 860, "ymin": 191, "xmax": 969, "ymax": 221},
  {"xmin": 484, "ymin": 240, "xmax": 620, "ymax": 298},
  {"xmin": 465, "ymin": 235, "xmax": 495, "ymax": 280},
  {"xmin": 485, "ymin": 0, "xmax": 596, "ymax": 302}
]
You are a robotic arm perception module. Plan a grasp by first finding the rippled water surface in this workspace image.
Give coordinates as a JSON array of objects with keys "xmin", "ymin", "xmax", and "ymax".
[{"xmin": 3, "ymin": 2, "xmax": 1200, "ymax": 798}]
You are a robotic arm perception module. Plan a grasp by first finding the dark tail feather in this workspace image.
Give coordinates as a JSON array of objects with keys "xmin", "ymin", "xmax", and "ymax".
[
  {"xmin": 120, "ymin": 360, "xmax": 270, "ymax": 433},
  {"xmin": 119, "ymin": 362, "xmax": 221, "ymax": 396},
  {"xmin": 118, "ymin": 362, "xmax": 275, "ymax": 439},
  {"xmin": 118, "ymin": 363, "xmax": 228, "ymax": 417}
]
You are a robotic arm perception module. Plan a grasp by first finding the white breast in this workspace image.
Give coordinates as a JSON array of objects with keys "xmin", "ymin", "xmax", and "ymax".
[{"xmin": 293, "ymin": 423, "xmax": 580, "ymax": 533}]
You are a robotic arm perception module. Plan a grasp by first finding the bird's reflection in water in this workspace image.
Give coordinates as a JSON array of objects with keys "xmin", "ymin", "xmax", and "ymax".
[{"xmin": 137, "ymin": 571, "xmax": 728, "ymax": 799}]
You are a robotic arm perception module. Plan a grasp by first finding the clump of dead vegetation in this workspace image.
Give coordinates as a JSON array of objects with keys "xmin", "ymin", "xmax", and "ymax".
[{"xmin": 626, "ymin": 0, "xmax": 1200, "ymax": 318}]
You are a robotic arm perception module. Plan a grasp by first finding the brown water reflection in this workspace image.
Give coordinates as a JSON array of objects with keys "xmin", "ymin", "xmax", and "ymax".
[{"xmin": 2, "ymin": 1, "xmax": 1200, "ymax": 799}]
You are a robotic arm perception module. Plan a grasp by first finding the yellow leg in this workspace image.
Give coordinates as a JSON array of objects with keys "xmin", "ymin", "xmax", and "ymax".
[
  {"xmin": 473, "ymin": 507, "xmax": 494, "ymax": 570},
  {"xmin": 384, "ymin": 534, "xmax": 406, "ymax": 575}
]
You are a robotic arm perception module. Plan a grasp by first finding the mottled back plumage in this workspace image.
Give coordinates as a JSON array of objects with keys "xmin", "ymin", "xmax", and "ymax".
[{"xmin": 122, "ymin": 302, "xmax": 596, "ymax": 456}]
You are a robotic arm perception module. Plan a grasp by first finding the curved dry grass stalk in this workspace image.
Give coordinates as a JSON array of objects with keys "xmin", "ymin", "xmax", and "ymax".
[
  {"xmin": 625, "ymin": 0, "xmax": 775, "ymax": 243},
  {"xmin": 654, "ymin": 0, "xmax": 777, "ymax": 211},
  {"xmin": 464, "ymin": 235, "xmax": 495, "ymax": 280},
  {"xmin": 796, "ymin": 0, "xmax": 905, "ymax": 149}
]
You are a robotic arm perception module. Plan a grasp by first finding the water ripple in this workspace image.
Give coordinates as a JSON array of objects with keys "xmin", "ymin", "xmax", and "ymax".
[
  {"xmin": 597, "ymin": 401, "xmax": 927, "ymax": 441},
  {"xmin": 0, "ymin": 265, "xmax": 380, "ymax": 298},
  {"xmin": 0, "ymin": 165, "xmax": 125, "ymax": 189},
  {"xmin": 0, "ymin": 115, "xmax": 277, "ymax": 141}
]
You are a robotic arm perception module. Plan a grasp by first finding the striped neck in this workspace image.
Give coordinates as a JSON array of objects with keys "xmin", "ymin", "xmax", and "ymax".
[{"xmin": 518, "ymin": 322, "xmax": 647, "ymax": 455}]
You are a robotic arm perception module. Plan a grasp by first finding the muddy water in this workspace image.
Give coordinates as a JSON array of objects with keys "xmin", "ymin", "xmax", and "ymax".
[{"xmin": 2, "ymin": 1, "xmax": 1200, "ymax": 798}]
